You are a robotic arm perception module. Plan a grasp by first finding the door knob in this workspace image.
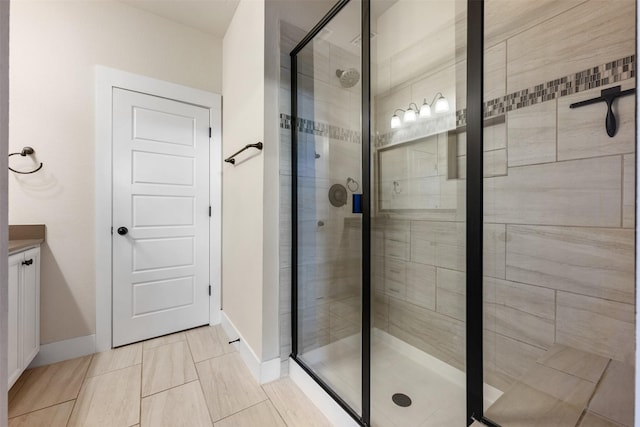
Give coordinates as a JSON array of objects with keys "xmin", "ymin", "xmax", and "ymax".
[{"xmin": 117, "ymin": 227, "xmax": 128, "ymax": 236}]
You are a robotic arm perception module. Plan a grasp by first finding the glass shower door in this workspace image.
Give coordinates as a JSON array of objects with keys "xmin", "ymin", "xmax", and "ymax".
[
  {"xmin": 369, "ymin": 0, "xmax": 468, "ymax": 426},
  {"xmin": 291, "ymin": 0, "xmax": 365, "ymax": 420},
  {"xmin": 482, "ymin": 1, "xmax": 637, "ymax": 425}
]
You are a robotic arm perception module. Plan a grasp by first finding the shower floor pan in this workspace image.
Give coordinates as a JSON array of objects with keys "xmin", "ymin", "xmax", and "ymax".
[{"xmin": 300, "ymin": 329, "xmax": 501, "ymax": 427}]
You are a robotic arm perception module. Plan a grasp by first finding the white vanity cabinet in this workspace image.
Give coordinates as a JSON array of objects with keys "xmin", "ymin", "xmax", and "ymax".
[{"xmin": 8, "ymin": 246, "xmax": 40, "ymax": 388}]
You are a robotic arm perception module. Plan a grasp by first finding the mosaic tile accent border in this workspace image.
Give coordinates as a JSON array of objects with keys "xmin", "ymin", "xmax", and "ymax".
[
  {"xmin": 279, "ymin": 114, "xmax": 361, "ymax": 144},
  {"xmin": 280, "ymin": 54, "xmax": 635, "ymax": 147},
  {"xmin": 456, "ymin": 54, "xmax": 635, "ymax": 127}
]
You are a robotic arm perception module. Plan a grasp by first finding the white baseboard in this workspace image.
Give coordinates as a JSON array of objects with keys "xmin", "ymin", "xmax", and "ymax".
[
  {"xmin": 219, "ymin": 311, "xmax": 280, "ymax": 384},
  {"xmin": 29, "ymin": 334, "xmax": 96, "ymax": 368},
  {"xmin": 289, "ymin": 358, "xmax": 359, "ymax": 427}
]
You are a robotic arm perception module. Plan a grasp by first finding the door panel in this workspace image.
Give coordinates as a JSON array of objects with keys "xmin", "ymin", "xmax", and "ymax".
[
  {"xmin": 112, "ymin": 88, "xmax": 210, "ymax": 347},
  {"xmin": 8, "ymin": 253, "xmax": 21, "ymax": 387}
]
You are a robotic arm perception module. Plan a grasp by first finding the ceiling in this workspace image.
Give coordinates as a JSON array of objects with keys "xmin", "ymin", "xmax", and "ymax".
[{"xmin": 120, "ymin": 0, "xmax": 241, "ymax": 37}]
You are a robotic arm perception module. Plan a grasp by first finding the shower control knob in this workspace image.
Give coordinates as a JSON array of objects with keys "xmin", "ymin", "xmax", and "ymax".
[{"xmin": 117, "ymin": 227, "xmax": 128, "ymax": 236}]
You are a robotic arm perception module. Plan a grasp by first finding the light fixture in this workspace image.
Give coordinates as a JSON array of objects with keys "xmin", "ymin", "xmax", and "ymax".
[
  {"xmin": 391, "ymin": 110, "xmax": 403, "ymax": 128},
  {"xmin": 390, "ymin": 92, "xmax": 449, "ymax": 129},
  {"xmin": 434, "ymin": 93, "xmax": 449, "ymax": 113},
  {"xmin": 404, "ymin": 104, "xmax": 417, "ymax": 122}
]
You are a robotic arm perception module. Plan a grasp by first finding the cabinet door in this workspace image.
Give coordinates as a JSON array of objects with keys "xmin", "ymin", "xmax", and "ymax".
[
  {"xmin": 21, "ymin": 247, "xmax": 40, "ymax": 368},
  {"xmin": 8, "ymin": 253, "xmax": 22, "ymax": 388}
]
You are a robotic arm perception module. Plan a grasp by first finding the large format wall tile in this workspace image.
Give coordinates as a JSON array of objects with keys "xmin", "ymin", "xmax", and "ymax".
[
  {"xmin": 410, "ymin": 220, "xmax": 465, "ymax": 271},
  {"xmin": 484, "ymin": 156, "xmax": 622, "ymax": 227},
  {"xmin": 485, "ymin": 277, "xmax": 555, "ymax": 349},
  {"xmin": 506, "ymin": 225, "xmax": 634, "ymax": 303},
  {"xmin": 388, "ymin": 298, "xmax": 465, "ymax": 370},
  {"xmin": 406, "ymin": 261, "xmax": 436, "ymax": 310},
  {"xmin": 484, "ymin": 224, "xmax": 506, "ymax": 279},
  {"xmin": 506, "ymin": 0, "xmax": 635, "ymax": 92},
  {"xmin": 623, "ymin": 153, "xmax": 635, "ymax": 228},
  {"xmin": 485, "ymin": 0, "xmax": 586, "ymax": 48},
  {"xmin": 556, "ymin": 292, "xmax": 634, "ymax": 364},
  {"xmin": 507, "ymin": 100, "xmax": 557, "ymax": 167},
  {"xmin": 436, "ymin": 268, "xmax": 465, "ymax": 321},
  {"xmin": 558, "ymin": 81, "xmax": 635, "ymax": 161}
]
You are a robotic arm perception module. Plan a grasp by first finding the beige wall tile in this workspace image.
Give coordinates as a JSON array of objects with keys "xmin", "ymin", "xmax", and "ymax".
[
  {"xmin": 68, "ymin": 365, "xmax": 141, "ymax": 427},
  {"xmin": 623, "ymin": 153, "xmax": 635, "ymax": 228},
  {"xmin": 213, "ymin": 401, "xmax": 286, "ymax": 427},
  {"xmin": 506, "ymin": 225, "xmax": 634, "ymax": 303},
  {"xmin": 589, "ymin": 361, "xmax": 635, "ymax": 427},
  {"xmin": 186, "ymin": 326, "xmax": 226, "ymax": 363},
  {"xmin": 373, "ymin": 291, "xmax": 390, "ymax": 331},
  {"xmin": 485, "ymin": 277, "xmax": 555, "ymax": 349},
  {"xmin": 8, "ymin": 401, "xmax": 74, "ymax": 427},
  {"xmin": 410, "ymin": 220, "xmax": 465, "ymax": 271},
  {"xmin": 506, "ymin": 0, "xmax": 635, "ymax": 92},
  {"xmin": 556, "ymin": 292, "xmax": 634, "ymax": 364},
  {"xmin": 484, "ymin": 156, "xmax": 622, "ymax": 227},
  {"xmin": 485, "ymin": 0, "xmax": 586, "ymax": 48},
  {"xmin": 558, "ymin": 81, "xmax": 635, "ymax": 161},
  {"xmin": 87, "ymin": 343, "xmax": 142, "ymax": 377},
  {"xmin": 384, "ymin": 231, "xmax": 410, "ymax": 261},
  {"xmin": 485, "ymin": 43, "xmax": 506, "ymax": 101},
  {"xmin": 141, "ymin": 381, "xmax": 212, "ymax": 427},
  {"xmin": 406, "ymin": 262, "xmax": 436, "ymax": 310},
  {"xmin": 263, "ymin": 378, "xmax": 332, "ymax": 427},
  {"xmin": 142, "ymin": 341, "xmax": 198, "ymax": 397},
  {"xmin": 537, "ymin": 344, "xmax": 609, "ymax": 383},
  {"xmin": 494, "ymin": 333, "xmax": 546, "ymax": 385},
  {"xmin": 507, "ymin": 100, "xmax": 557, "ymax": 167},
  {"xmin": 388, "ymin": 298, "xmax": 465, "ymax": 370},
  {"xmin": 9, "ymin": 356, "xmax": 91, "ymax": 418},
  {"xmin": 484, "ymin": 149, "xmax": 507, "ymax": 177},
  {"xmin": 197, "ymin": 353, "xmax": 267, "ymax": 422},
  {"xmin": 484, "ymin": 122, "xmax": 507, "ymax": 152},
  {"xmin": 490, "ymin": 277, "xmax": 555, "ymax": 320},
  {"xmin": 484, "ymin": 223, "xmax": 506, "ymax": 279},
  {"xmin": 436, "ymin": 268, "xmax": 465, "ymax": 321}
]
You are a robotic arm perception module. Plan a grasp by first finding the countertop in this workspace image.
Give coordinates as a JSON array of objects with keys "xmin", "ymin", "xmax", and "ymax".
[
  {"xmin": 9, "ymin": 239, "xmax": 44, "ymax": 255},
  {"xmin": 8, "ymin": 224, "xmax": 45, "ymax": 255}
]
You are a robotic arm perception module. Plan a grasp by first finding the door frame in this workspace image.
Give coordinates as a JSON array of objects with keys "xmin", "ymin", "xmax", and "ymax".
[{"xmin": 95, "ymin": 66, "xmax": 222, "ymax": 352}]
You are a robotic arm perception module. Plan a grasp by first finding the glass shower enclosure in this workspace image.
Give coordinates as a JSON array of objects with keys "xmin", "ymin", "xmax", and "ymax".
[{"xmin": 288, "ymin": 0, "xmax": 636, "ymax": 426}]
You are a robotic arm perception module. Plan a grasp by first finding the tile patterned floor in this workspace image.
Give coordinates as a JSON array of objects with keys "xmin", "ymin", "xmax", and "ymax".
[{"xmin": 8, "ymin": 325, "xmax": 332, "ymax": 427}]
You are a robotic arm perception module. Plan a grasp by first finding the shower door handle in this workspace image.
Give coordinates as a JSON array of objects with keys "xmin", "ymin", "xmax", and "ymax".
[{"xmin": 352, "ymin": 194, "xmax": 363, "ymax": 214}]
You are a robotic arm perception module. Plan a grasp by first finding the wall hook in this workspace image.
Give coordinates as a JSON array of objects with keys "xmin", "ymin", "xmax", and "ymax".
[
  {"xmin": 569, "ymin": 85, "xmax": 635, "ymax": 137},
  {"xmin": 8, "ymin": 146, "xmax": 44, "ymax": 174}
]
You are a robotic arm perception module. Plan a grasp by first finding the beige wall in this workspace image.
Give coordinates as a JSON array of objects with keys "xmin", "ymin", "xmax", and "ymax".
[
  {"xmin": 8, "ymin": 0, "xmax": 223, "ymax": 344},
  {"xmin": 1, "ymin": 0, "xmax": 9, "ymax": 422},
  {"xmin": 222, "ymin": 0, "xmax": 266, "ymax": 359}
]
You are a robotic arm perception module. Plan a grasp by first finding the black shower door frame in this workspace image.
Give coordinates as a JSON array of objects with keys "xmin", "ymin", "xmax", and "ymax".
[{"xmin": 289, "ymin": 1, "xmax": 492, "ymax": 426}]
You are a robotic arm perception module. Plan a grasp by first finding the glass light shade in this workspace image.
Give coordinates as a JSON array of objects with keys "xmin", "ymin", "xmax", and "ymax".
[
  {"xmin": 391, "ymin": 114, "xmax": 402, "ymax": 129},
  {"xmin": 435, "ymin": 96, "xmax": 449, "ymax": 113},
  {"xmin": 403, "ymin": 107, "xmax": 417, "ymax": 122},
  {"xmin": 419, "ymin": 102, "xmax": 431, "ymax": 118}
]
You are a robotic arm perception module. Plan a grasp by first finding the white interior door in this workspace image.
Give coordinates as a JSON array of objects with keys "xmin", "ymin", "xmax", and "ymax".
[{"xmin": 112, "ymin": 88, "xmax": 210, "ymax": 347}]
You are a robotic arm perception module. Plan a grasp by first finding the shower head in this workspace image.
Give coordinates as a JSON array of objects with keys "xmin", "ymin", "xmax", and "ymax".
[{"xmin": 336, "ymin": 68, "xmax": 360, "ymax": 88}]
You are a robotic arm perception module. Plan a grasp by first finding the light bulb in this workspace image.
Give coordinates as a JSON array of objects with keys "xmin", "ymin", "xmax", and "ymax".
[
  {"xmin": 419, "ymin": 101, "xmax": 431, "ymax": 118},
  {"xmin": 435, "ymin": 95, "xmax": 449, "ymax": 113},
  {"xmin": 391, "ymin": 114, "xmax": 402, "ymax": 129},
  {"xmin": 403, "ymin": 107, "xmax": 417, "ymax": 122}
]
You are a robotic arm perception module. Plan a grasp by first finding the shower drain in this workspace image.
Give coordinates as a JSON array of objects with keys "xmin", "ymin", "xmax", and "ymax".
[{"xmin": 392, "ymin": 393, "xmax": 412, "ymax": 407}]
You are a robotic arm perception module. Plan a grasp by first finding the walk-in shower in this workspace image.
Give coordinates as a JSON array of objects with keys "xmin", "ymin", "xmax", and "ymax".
[{"xmin": 282, "ymin": 0, "xmax": 636, "ymax": 426}]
